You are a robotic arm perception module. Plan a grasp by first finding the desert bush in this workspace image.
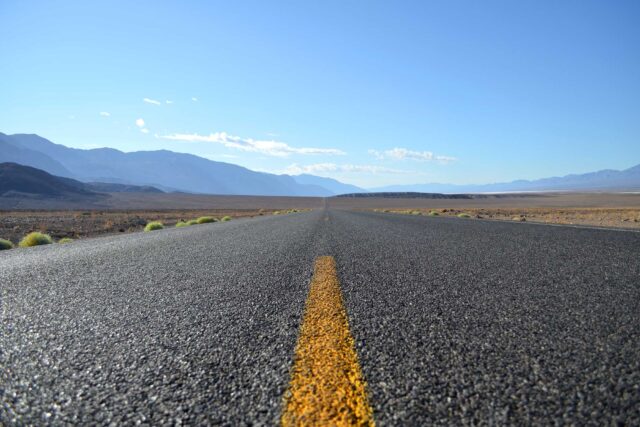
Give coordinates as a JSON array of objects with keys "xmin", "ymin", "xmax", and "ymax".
[
  {"xmin": 175, "ymin": 221, "xmax": 190, "ymax": 228},
  {"xmin": 221, "ymin": 216, "xmax": 232, "ymax": 222},
  {"xmin": 196, "ymin": 216, "xmax": 217, "ymax": 224},
  {"xmin": 0, "ymin": 239, "xmax": 14, "ymax": 250},
  {"xmin": 428, "ymin": 211, "xmax": 439, "ymax": 216},
  {"xmin": 273, "ymin": 211, "xmax": 281, "ymax": 215},
  {"xmin": 411, "ymin": 210, "xmax": 421, "ymax": 215},
  {"xmin": 144, "ymin": 221, "xmax": 164, "ymax": 232},
  {"xmin": 186, "ymin": 219, "xmax": 199, "ymax": 226},
  {"xmin": 457, "ymin": 213, "xmax": 471, "ymax": 218},
  {"xmin": 19, "ymin": 232, "xmax": 53, "ymax": 247},
  {"xmin": 58, "ymin": 238, "xmax": 74, "ymax": 244}
]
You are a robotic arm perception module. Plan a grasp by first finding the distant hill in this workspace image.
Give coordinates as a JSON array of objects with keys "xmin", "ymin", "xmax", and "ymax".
[
  {"xmin": 0, "ymin": 133, "xmax": 359, "ymax": 196},
  {"xmin": 372, "ymin": 164, "xmax": 640, "ymax": 193},
  {"xmin": 0, "ymin": 162, "xmax": 101, "ymax": 200},
  {"xmin": 85, "ymin": 182, "xmax": 163, "ymax": 193},
  {"xmin": 0, "ymin": 163, "xmax": 164, "ymax": 203}
]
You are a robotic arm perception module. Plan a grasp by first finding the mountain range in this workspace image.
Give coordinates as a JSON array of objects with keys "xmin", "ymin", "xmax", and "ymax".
[
  {"xmin": 372, "ymin": 164, "xmax": 640, "ymax": 193},
  {"xmin": 0, "ymin": 133, "xmax": 364, "ymax": 196},
  {"xmin": 1, "ymin": 132, "xmax": 639, "ymax": 195}
]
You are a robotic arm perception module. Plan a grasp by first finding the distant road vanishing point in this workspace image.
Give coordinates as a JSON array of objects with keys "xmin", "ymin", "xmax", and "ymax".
[{"xmin": 2, "ymin": 209, "xmax": 639, "ymax": 424}]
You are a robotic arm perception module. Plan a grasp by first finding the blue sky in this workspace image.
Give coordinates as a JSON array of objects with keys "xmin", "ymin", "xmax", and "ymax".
[{"xmin": 1, "ymin": 1, "xmax": 639, "ymax": 188}]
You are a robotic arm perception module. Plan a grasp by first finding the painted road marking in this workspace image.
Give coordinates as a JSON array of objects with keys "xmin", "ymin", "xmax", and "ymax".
[{"xmin": 282, "ymin": 256, "xmax": 374, "ymax": 426}]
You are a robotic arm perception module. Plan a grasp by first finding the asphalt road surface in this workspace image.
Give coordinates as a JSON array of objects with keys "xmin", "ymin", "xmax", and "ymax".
[{"xmin": 2, "ymin": 209, "xmax": 639, "ymax": 425}]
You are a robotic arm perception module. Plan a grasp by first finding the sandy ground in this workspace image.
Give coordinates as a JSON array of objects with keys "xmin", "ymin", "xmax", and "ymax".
[
  {"xmin": 329, "ymin": 192, "xmax": 640, "ymax": 230},
  {"xmin": 374, "ymin": 207, "xmax": 640, "ymax": 230},
  {"xmin": 328, "ymin": 192, "xmax": 640, "ymax": 209}
]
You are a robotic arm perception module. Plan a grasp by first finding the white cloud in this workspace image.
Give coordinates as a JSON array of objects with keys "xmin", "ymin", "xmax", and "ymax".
[
  {"xmin": 369, "ymin": 147, "xmax": 456, "ymax": 163},
  {"xmin": 141, "ymin": 128, "xmax": 149, "ymax": 134},
  {"xmin": 284, "ymin": 163, "xmax": 410, "ymax": 175},
  {"xmin": 165, "ymin": 100, "xmax": 173, "ymax": 104},
  {"xmin": 191, "ymin": 97, "xmax": 198, "ymax": 102},
  {"xmin": 143, "ymin": 98, "xmax": 162, "ymax": 105},
  {"xmin": 135, "ymin": 118, "xmax": 145, "ymax": 128},
  {"xmin": 284, "ymin": 163, "xmax": 339, "ymax": 174},
  {"xmin": 160, "ymin": 132, "xmax": 346, "ymax": 157},
  {"xmin": 99, "ymin": 111, "xmax": 111, "ymax": 117}
]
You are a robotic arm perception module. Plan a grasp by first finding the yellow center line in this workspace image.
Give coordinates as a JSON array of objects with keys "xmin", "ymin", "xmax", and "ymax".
[{"xmin": 282, "ymin": 256, "xmax": 375, "ymax": 426}]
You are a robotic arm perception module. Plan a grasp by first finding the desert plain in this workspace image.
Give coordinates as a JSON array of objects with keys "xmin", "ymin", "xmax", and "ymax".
[{"xmin": 1, "ymin": 191, "xmax": 639, "ymax": 246}]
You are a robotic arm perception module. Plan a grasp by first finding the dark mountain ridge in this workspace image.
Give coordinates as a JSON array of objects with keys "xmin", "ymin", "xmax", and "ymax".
[
  {"xmin": 0, "ymin": 163, "xmax": 163, "ymax": 202},
  {"xmin": 0, "ymin": 162, "xmax": 101, "ymax": 200}
]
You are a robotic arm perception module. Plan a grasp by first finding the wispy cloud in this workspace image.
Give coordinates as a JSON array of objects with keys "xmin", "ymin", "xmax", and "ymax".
[
  {"xmin": 283, "ymin": 163, "xmax": 410, "ymax": 175},
  {"xmin": 140, "ymin": 128, "xmax": 150, "ymax": 134},
  {"xmin": 369, "ymin": 147, "xmax": 456, "ymax": 163},
  {"xmin": 191, "ymin": 97, "xmax": 198, "ymax": 102},
  {"xmin": 143, "ymin": 98, "xmax": 162, "ymax": 105},
  {"xmin": 99, "ymin": 111, "xmax": 111, "ymax": 117},
  {"xmin": 160, "ymin": 132, "xmax": 346, "ymax": 157},
  {"xmin": 165, "ymin": 100, "xmax": 173, "ymax": 104}
]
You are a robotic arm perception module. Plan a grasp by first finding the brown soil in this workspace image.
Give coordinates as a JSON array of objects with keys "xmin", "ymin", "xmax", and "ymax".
[
  {"xmin": 329, "ymin": 192, "xmax": 640, "ymax": 209},
  {"xmin": 0, "ymin": 209, "xmax": 297, "ymax": 245},
  {"xmin": 376, "ymin": 207, "xmax": 640, "ymax": 229}
]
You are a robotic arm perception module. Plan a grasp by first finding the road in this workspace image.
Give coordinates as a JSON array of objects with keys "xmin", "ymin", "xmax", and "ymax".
[{"xmin": 2, "ymin": 209, "xmax": 639, "ymax": 425}]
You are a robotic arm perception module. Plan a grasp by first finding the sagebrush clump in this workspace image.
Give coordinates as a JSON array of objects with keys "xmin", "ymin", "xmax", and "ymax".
[
  {"xmin": 19, "ymin": 232, "xmax": 53, "ymax": 247},
  {"xmin": 196, "ymin": 216, "xmax": 217, "ymax": 224},
  {"xmin": 144, "ymin": 221, "xmax": 164, "ymax": 231},
  {"xmin": 0, "ymin": 238, "xmax": 14, "ymax": 250}
]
